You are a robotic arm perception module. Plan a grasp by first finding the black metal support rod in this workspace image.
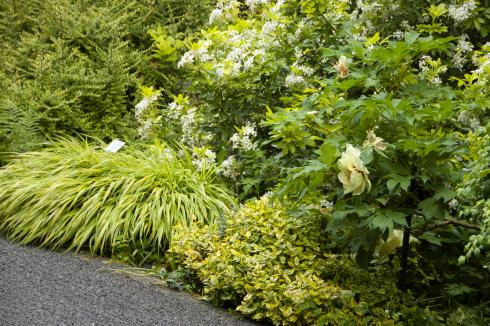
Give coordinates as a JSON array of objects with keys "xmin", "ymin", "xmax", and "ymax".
[{"xmin": 398, "ymin": 215, "xmax": 413, "ymax": 291}]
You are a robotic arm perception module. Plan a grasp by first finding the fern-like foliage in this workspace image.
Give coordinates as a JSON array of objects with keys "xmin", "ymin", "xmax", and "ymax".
[{"xmin": 0, "ymin": 98, "xmax": 43, "ymax": 164}]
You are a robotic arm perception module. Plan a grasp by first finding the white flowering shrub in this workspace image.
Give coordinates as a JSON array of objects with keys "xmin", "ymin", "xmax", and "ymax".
[{"xmin": 144, "ymin": 0, "xmax": 490, "ymax": 323}]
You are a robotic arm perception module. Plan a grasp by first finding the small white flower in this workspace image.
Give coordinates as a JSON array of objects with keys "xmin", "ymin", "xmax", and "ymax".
[
  {"xmin": 177, "ymin": 51, "xmax": 195, "ymax": 68},
  {"xmin": 448, "ymin": 199, "xmax": 459, "ymax": 211},
  {"xmin": 243, "ymin": 56, "xmax": 255, "ymax": 71},
  {"xmin": 218, "ymin": 155, "xmax": 237, "ymax": 178},
  {"xmin": 209, "ymin": 8, "xmax": 223, "ymax": 24},
  {"xmin": 138, "ymin": 119, "xmax": 154, "ymax": 140},
  {"xmin": 320, "ymin": 200, "xmax": 334, "ymax": 209},
  {"xmin": 393, "ymin": 30, "xmax": 404, "ymax": 40},
  {"xmin": 161, "ymin": 148, "xmax": 173, "ymax": 160},
  {"xmin": 261, "ymin": 21, "xmax": 283, "ymax": 35},
  {"xmin": 400, "ymin": 20, "xmax": 412, "ymax": 31},
  {"xmin": 242, "ymin": 122, "xmax": 257, "ymax": 137},
  {"xmin": 285, "ymin": 73, "xmax": 305, "ymax": 87},
  {"xmin": 469, "ymin": 117, "xmax": 481, "ymax": 130},
  {"xmin": 431, "ymin": 76, "xmax": 442, "ymax": 85},
  {"xmin": 135, "ymin": 94, "xmax": 159, "ymax": 120},
  {"xmin": 216, "ymin": 66, "xmax": 225, "ymax": 78},
  {"xmin": 192, "ymin": 147, "xmax": 216, "ymax": 170},
  {"xmin": 135, "ymin": 98, "xmax": 150, "ymax": 118}
]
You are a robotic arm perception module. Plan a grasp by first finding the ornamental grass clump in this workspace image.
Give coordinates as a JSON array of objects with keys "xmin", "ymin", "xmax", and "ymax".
[{"xmin": 0, "ymin": 137, "xmax": 234, "ymax": 255}]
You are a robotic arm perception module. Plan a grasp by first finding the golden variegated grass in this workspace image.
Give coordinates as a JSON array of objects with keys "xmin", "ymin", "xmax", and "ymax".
[{"xmin": 0, "ymin": 137, "xmax": 234, "ymax": 254}]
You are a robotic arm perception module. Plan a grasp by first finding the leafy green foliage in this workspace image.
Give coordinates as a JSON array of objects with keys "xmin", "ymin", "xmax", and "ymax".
[
  {"xmin": 0, "ymin": 101, "xmax": 43, "ymax": 164},
  {"xmin": 0, "ymin": 137, "xmax": 234, "ymax": 256},
  {"xmin": 141, "ymin": 0, "xmax": 490, "ymax": 321},
  {"xmin": 0, "ymin": 0, "xmax": 212, "ymax": 162},
  {"xmin": 457, "ymin": 122, "xmax": 490, "ymax": 267},
  {"xmin": 166, "ymin": 197, "xmax": 439, "ymax": 325}
]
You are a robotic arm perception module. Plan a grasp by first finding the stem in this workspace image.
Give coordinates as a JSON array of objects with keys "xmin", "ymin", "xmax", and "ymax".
[
  {"xmin": 398, "ymin": 215, "xmax": 412, "ymax": 291},
  {"xmin": 427, "ymin": 218, "xmax": 480, "ymax": 231}
]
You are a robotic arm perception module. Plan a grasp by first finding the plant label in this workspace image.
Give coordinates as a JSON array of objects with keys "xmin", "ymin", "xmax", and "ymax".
[{"xmin": 104, "ymin": 139, "xmax": 125, "ymax": 153}]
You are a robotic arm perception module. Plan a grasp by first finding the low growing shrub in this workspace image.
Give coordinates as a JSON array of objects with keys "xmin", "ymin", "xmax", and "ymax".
[
  {"xmin": 166, "ymin": 196, "xmax": 437, "ymax": 325},
  {"xmin": 0, "ymin": 137, "xmax": 234, "ymax": 256}
]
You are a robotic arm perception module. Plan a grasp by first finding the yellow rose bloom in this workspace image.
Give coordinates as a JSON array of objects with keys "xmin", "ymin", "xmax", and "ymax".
[{"xmin": 338, "ymin": 144, "xmax": 371, "ymax": 195}]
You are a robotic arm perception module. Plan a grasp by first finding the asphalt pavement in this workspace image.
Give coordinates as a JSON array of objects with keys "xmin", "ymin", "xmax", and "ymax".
[{"xmin": 0, "ymin": 236, "xmax": 258, "ymax": 326}]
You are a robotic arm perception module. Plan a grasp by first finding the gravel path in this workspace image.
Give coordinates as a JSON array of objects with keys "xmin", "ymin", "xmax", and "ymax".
[{"xmin": 0, "ymin": 236, "xmax": 258, "ymax": 326}]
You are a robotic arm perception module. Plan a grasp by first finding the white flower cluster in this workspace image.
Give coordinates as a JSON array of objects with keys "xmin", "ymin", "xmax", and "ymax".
[
  {"xmin": 180, "ymin": 107, "xmax": 199, "ymax": 146},
  {"xmin": 138, "ymin": 119, "xmax": 155, "ymax": 140},
  {"xmin": 293, "ymin": 61, "xmax": 315, "ymax": 76},
  {"xmin": 177, "ymin": 0, "xmax": 291, "ymax": 79},
  {"xmin": 448, "ymin": 1, "xmax": 478, "ymax": 23},
  {"xmin": 208, "ymin": 0, "xmax": 240, "ymax": 24},
  {"xmin": 284, "ymin": 60, "xmax": 316, "ymax": 87},
  {"xmin": 472, "ymin": 44, "xmax": 490, "ymax": 79},
  {"xmin": 320, "ymin": 199, "xmax": 334, "ymax": 209},
  {"xmin": 192, "ymin": 147, "xmax": 216, "ymax": 170},
  {"xmin": 167, "ymin": 101, "xmax": 184, "ymax": 119},
  {"xmin": 453, "ymin": 34, "xmax": 474, "ymax": 70},
  {"xmin": 393, "ymin": 30, "xmax": 405, "ymax": 40},
  {"xmin": 245, "ymin": 0, "xmax": 270, "ymax": 12},
  {"xmin": 457, "ymin": 110, "xmax": 481, "ymax": 130},
  {"xmin": 351, "ymin": 0, "xmax": 382, "ymax": 33},
  {"xmin": 161, "ymin": 148, "xmax": 173, "ymax": 161},
  {"xmin": 218, "ymin": 155, "xmax": 237, "ymax": 178},
  {"xmin": 135, "ymin": 94, "xmax": 159, "ymax": 120},
  {"xmin": 177, "ymin": 40, "xmax": 213, "ymax": 68},
  {"xmin": 418, "ymin": 55, "xmax": 447, "ymax": 85},
  {"xmin": 231, "ymin": 122, "xmax": 257, "ymax": 151},
  {"xmin": 285, "ymin": 73, "xmax": 305, "ymax": 87},
  {"xmin": 400, "ymin": 20, "xmax": 413, "ymax": 31},
  {"xmin": 261, "ymin": 21, "xmax": 284, "ymax": 35},
  {"xmin": 448, "ymin": 198, "xmax": 459, "ymax": 211}
]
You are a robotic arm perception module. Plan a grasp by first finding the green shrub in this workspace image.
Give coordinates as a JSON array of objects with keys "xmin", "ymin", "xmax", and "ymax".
[
  {"xmin": 0, "ymin": 137, "xmax": 234, "ymax": 256},
  {"xmin": 166, "ymin": 196, "xmax": 437, "ymax": 325}
]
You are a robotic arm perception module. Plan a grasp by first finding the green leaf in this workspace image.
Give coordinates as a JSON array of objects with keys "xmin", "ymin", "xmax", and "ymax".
[
  {"xmin": 419, "ymin": 231, "xmax": 442, "ymax": 245},
  {"xmin": 404, "ymin": 32, "xmax": 419, "ymax": 44},
  {"xmin": 445, "ymin": 283, "xmax": 476, "ymax": 297},
  {"xmin": 418, "ymin": 197, "xmax": 446, "ymax": 219},
  {"xmin": 433, "ymin": 187, "xmax": 456, "ymax": 202},
  {"xmin": 355, "ymin": 246, "xmax": 371, "ymax": 269},
  {"xmin": 371, "ymin": 213, "xmax": 393, "ymax": 232},
  {"xmin": 384, "ymin": 209, "xmax": 407, "ymax": 225},
  {"xmin": 360, "ymin": 148, "xmax": 374, "ymax": 165},
  {"xmin": 316, "ymin": 142, "xmax": 338, "ymax": 166},
  {"xmin": 386, "ymin": 174, "xmax": 411, "ymax": 192}
]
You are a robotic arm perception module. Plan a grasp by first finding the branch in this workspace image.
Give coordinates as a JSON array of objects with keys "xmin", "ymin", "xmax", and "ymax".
[{"xmin": 427, "ymin": 218, "xmax": 480, "ymax": 231}]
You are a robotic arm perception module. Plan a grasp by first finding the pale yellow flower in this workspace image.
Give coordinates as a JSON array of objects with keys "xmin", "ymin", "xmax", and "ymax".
[
  {"xmin": 334, "ymin": 55, "xmax": 349, "ymax": 78},
  {"xmin": 375, "ymin": 229, "xmax": 404, "ymax": 256},
  {"xmin": 337, "ymin": 144, "xmax": 371, "ymax": 195},
  {"xmin": 362, "ymin": 129, "xmax": 386, "ymax": 150},
  {"xmin": 375, "ymin": 229, "xmax": 418, "ymax": 256}
]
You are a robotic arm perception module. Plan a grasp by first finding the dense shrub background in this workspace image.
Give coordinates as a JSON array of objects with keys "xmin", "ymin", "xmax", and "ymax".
[
  {"xmin": 0, "ymin": 0, "xmax": 212, "ymax": 163},
  {"xmin": 0, "ymin": 0, "xmax": 489, "ymax": 324},
  {"xmin": 166, "ymin": 197, "xmax": 442, "ymax": 325}
]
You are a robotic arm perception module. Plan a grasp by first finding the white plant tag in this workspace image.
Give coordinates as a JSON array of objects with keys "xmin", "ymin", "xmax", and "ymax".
[{"xmin": 104, "ymin": 139, "xmax": 125, "ymax": 153}]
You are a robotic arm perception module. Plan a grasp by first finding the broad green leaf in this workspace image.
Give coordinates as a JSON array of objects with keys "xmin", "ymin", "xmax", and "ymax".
[{"xmin": 386, "ymin": 174, "xmax": 412, "ymax": 192}]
